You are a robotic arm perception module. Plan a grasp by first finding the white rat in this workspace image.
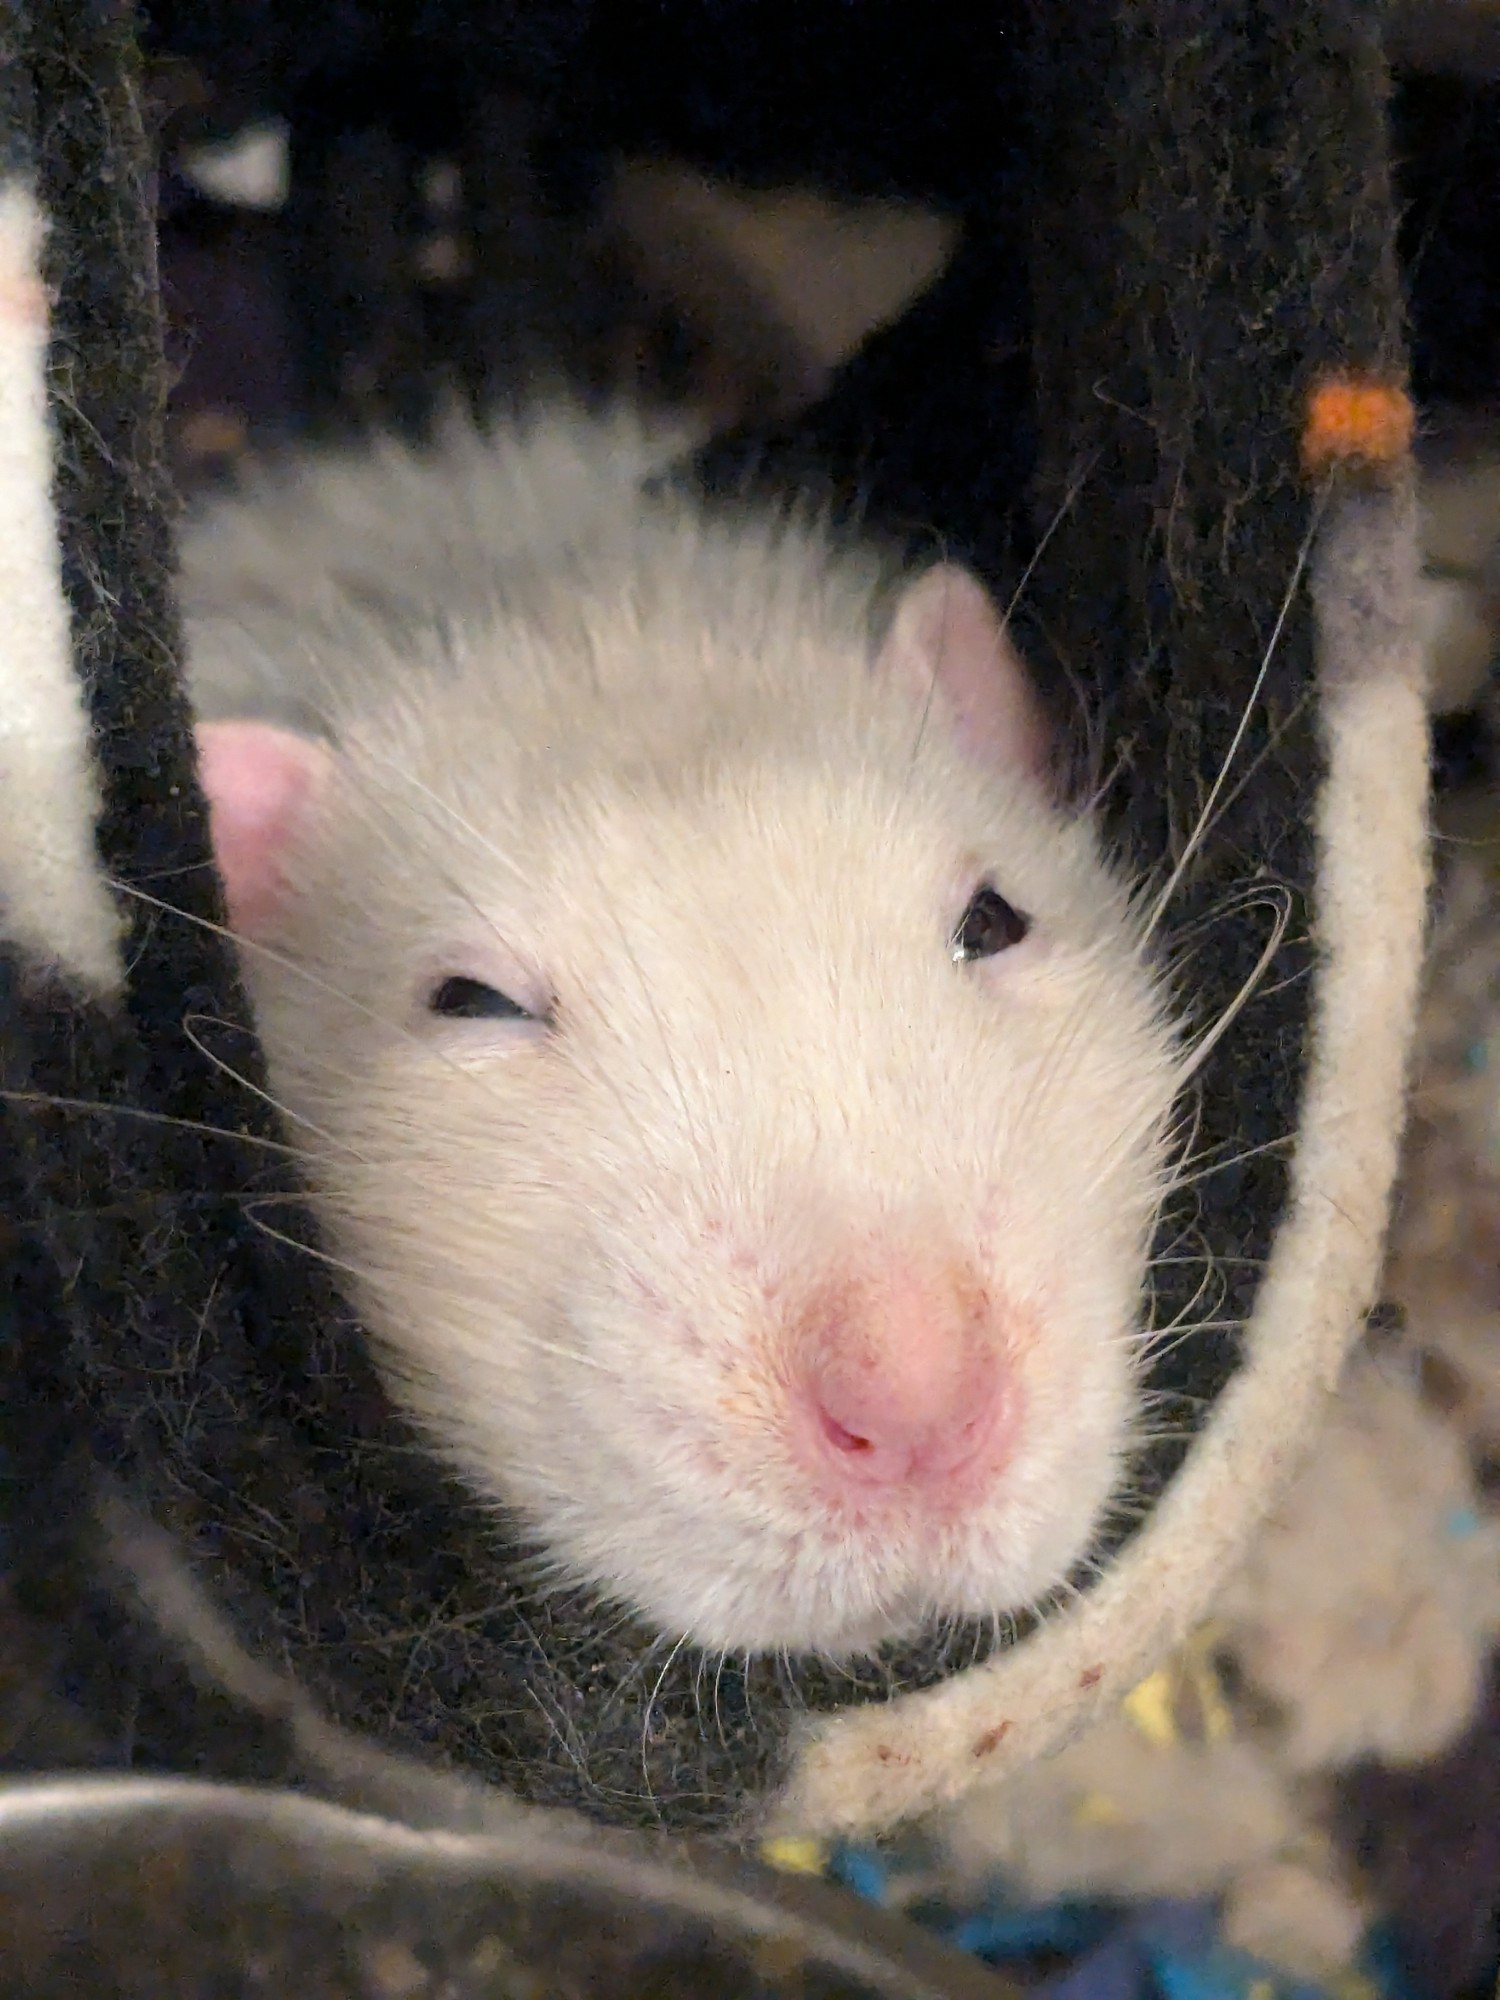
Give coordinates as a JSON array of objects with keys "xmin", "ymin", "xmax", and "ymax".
[{"xmin": 182, "ymin": 408, "xmax": 1181, "ymax": 1661}]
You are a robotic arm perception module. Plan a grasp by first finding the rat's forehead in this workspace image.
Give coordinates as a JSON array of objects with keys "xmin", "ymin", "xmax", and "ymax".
[
  {"xmin": 328, "ymin": 674, "xmax": 1101, "ymax": 958},
  {"xmin": 528, "ymin": 759, "xmax": 1059, "ymax": 956},
  {"xmin": 557, "ymin": 755, "xmax": 944, "ymax": 873}
]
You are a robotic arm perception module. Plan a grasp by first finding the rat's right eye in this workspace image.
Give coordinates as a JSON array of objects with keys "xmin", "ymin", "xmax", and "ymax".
[{"xmin": 428, "ymin": 975, "xmax": 535, "ymax": 1022}]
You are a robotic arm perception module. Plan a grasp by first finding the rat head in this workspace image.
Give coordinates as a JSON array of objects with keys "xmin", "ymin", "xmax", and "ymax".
[{"xmin": 196, "ymin": 554, "xmax": 1180, "ymax": 1659}]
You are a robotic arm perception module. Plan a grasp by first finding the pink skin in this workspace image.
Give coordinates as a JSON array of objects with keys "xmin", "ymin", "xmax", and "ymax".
[
  {"xmin": 786, "ymin": 1248, "xmax": 1018, "ymax": 1510},
  {"xmin": 195, "ymin": 720, "xmax": 330, "ymax": 937},
  {"xmin": 879, "ymin": 566, "xmax": 1052, "ymax": 783}
]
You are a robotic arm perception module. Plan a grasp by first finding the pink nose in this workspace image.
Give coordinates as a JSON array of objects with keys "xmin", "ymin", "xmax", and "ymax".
[{"xmin": 795, "ymin": 1255, "xmax": 1010, "ymax": 1492}]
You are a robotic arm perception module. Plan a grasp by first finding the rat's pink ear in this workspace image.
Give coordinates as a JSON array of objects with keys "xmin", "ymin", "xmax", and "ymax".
[
  {"xmin": 195, "ymin": 719, "xmax": 331, "ymax": 938},
  {"xmin": 877, "ymin": 564, "xmax": 1051, "ymax": 781}
]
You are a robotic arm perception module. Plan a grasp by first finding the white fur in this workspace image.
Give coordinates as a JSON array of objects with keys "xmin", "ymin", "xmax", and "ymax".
[
  {"xmin": 186, "ymin": 408, "xmax": 1179, "ymax": 1658},
  {"xmin": 0, "ymin": 180, "xmax": 120, "ymax": 991}
]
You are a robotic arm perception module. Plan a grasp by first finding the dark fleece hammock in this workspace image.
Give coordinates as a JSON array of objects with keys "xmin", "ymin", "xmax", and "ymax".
[{"xmin": 0, "ymin": 0, "xmax": 1427, "ymax": 1846}]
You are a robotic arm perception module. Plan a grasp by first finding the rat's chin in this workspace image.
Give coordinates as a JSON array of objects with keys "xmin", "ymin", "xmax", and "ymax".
[
  {"xmin": 665, "ymin": 1589, "xmax": 930, "ymax": 1662},
  {"xmin": 632, "ymin": 1475, "xmax": 1115, "ymax": 1658},
  {"xmin": 633, "ymin": 1520, "xmax": 1032, "ymax": 1659}
]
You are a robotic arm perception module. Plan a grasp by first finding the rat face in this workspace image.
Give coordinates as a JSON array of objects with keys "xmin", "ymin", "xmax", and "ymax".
[{"xmin": 197, "ymin": 562, "xmax": 1179, "ymax": 1658}]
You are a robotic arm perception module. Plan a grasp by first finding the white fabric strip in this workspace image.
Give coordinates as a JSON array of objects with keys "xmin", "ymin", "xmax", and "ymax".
[{"xmin": 0, "ymin": 177, "xmax": 121, "ymax": 992}]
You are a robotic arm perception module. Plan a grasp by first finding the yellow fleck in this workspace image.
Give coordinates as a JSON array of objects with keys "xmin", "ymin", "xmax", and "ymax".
[
  {"xmin": 762, "ymin": 1836, "xmax": 828, "ymax": 1877},
  {"xmin": 1122, "ymin": 1668, "xmax": 1178, "ymax": 1747}
]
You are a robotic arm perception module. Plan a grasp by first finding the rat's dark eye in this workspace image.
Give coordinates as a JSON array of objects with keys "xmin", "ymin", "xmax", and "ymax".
[
  {"xmin": 952, "ymin": 884, "xmax": 1031, "ymax": 961},
  {"xmin": 429, "ymin": 975, "xmax": 534, "ymax": 1021}
]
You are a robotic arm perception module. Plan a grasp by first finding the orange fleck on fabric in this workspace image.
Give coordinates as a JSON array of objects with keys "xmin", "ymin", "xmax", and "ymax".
[{"xmin": 1301, "ymin": 376, "xmax": 1414, "ymax": 474}]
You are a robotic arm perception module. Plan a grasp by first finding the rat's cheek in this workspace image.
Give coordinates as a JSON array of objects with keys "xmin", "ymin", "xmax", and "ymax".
[{"xmin": 1012, "ymin": 1323, "xmax": 1137, "ymax": 1518}]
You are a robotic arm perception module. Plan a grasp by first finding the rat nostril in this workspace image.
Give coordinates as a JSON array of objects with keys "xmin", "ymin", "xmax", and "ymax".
[
  {"xmin": 790, "ymin": 1251, "xmax": 1019, "ymax": 1496},
  {"xmin": 821, "ymin": 1411, "xmax": 875, "ymax": 1455},
  {"xmin": 800, "ymin": 1336, "xmax": 1011, "ymax": 1492},
  {"xmin": 808, "ymin": 1365, "xmax": 994, "ymax": 1486}
]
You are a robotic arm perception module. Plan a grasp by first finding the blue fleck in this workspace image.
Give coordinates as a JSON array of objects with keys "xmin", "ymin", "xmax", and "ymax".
[
  {"xmin": 829, "ymin": 1846, "xmax": 890, "ymax": 1905},
  {"xmin": 1152, "ymin": 1941, "xmax": 1282, "ymax": 2000},
  {"xmin": 947, "ymin": 1899, "xmax": 1107, "ymax": 1959}
]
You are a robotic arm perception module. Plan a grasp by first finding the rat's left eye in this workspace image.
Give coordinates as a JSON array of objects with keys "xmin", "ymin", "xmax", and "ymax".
[{"xmin": 952, "ymin": 884, "xmax": 1030, "ymax": 961}]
